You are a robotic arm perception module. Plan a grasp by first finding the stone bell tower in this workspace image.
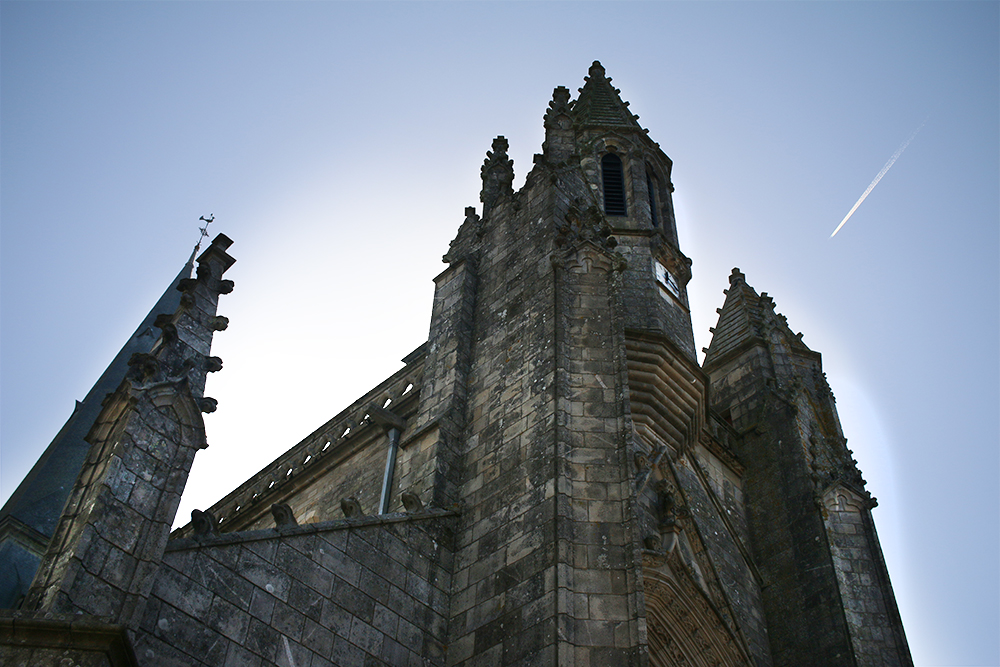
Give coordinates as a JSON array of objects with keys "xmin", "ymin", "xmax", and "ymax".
[{"xmin": 428, "ymin": 61, "xmax": 763, "ymax": 666}]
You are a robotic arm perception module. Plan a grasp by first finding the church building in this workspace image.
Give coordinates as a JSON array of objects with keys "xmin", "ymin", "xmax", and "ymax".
[{"xmin": 0, "ymin": 62, "xmax": 911, "ymax": 666}]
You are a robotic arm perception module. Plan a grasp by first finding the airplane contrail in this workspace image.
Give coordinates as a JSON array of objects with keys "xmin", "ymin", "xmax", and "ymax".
[{"xmin": 830, "ymin": 119, "xmax": 928, "ymax": 238}]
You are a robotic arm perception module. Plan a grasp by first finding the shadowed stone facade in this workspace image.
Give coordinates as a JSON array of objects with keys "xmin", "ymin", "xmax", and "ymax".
[{"xmin": 1, "ymin": 63, "xmax": 910, "ymax": 666}]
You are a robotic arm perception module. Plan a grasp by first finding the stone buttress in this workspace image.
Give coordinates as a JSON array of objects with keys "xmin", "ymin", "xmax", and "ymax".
[
  {"xmin": 0, "ymin": 234, "xmax": 235, "ymax": 665},
  {"xmin": 0, "ymin": 249, "xmax": 197, "ymax": 609},
  {"xmin": 703, "ymin": 268, "xmax": 912, "ymax": 667}
]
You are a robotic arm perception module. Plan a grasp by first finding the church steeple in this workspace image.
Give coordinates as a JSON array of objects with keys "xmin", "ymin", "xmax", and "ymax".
[
  {"xmin": 572, "ymin": 61, "xmax": 643, "ymax": 130},
  {"xmin": 543, "ymin": 61, "xmax": 693, "ymax": 358},
  {"xmin": 0, "ymin": 244, "xmax": 200, "ymax": 609}
]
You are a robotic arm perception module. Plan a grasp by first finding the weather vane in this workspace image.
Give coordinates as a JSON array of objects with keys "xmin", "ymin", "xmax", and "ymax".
[{"xmin": 195, "ymin": 214, "xmax": 214, "ymax": 252}]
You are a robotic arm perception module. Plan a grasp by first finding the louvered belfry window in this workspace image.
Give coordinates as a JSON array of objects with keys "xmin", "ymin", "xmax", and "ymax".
[{"xmin": 602, "ymin": 153, "xmax": 627, "ymax": 216}]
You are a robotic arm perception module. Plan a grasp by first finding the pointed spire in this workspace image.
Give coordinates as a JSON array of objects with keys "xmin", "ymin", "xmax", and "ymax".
[
  {"xmin": 703, "ymin": 268, "xmax": 811, "ymax": 370},
  {"xmin": 573, "ymin": 61, "xmax": 642, "ymax": 129},
  {"xmin": 702, "ymin": 269, "xmax": 760, "ymax": 368},
  {"xmin": 0, "ymin": 243, "xmax": 199, "ymax": 608}
]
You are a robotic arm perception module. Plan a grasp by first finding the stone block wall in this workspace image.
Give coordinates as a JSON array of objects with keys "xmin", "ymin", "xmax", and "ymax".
[
  {"xmin": 399, "ymin": 256, "xmax": 479, "ymax": 512},
  {"xmin": 137, "ymin": 513, "xmax": 454, "ymax": 666},
  {"xmin": 671, "ymin": 453, "xmax": 772, "ymax": 666},
  {"xmin": 239, "ymin": 432, "xmax": 393, "ymax": 530},
  {"xmin": 552, "ymin": 241, "xmax": 646, "ymax": 665},
  {"xmin": 444, "ymin": 182, "xmax": 562, "ymax": 666},
  {"xmin": 614, "ymin": 233, "xmax": 696, "ymax": 363},
  {"xmin": 824, "ymin": 491, "xmax": 910, "ymax": 666}
]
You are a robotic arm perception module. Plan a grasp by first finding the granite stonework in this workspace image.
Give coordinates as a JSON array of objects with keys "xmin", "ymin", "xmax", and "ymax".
[{"xmin": 1, "ymin": 63, "xmax": 910, "ymax": 666}]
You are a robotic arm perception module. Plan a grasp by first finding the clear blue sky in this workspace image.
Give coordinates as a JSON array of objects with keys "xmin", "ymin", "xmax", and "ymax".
[{"xmin": 2, "ymin": 3, "xmax": 996, "ymax": 665}]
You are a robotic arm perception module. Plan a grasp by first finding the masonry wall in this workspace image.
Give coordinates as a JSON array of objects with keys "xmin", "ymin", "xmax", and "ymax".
[
  {"xmin": 553, "ymin": 240, "xmax": 646, "ymax": 664},
  {"xmin": 614, "ymin": 233, "xmax": 696, "ymax": 363},
  {"xmin": 444, "ymin": 173, "xmax": 562, "ymax": 666},
  {"xmin": 824, "ymin": 494, "xmax": 910, "ymax": 667},
  {"xmin": 240, "ymin": 433, "xmax": 393, "ymax": 530},
  {"xmin": 672, "ymin": 449, "xmax": 772, "ymax": 666},
  {"xmin": 136, "ymin": 514, "xmax": 454, "ymax": 667},
  {"xmin": 708, "ymin": 340, "xmax": 862, "ymax": 666}
]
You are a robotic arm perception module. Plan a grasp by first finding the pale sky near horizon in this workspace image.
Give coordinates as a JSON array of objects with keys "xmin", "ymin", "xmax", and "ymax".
[{"xmin": 2, "ymin": 3, "xmax": 997, "ymax": 665}]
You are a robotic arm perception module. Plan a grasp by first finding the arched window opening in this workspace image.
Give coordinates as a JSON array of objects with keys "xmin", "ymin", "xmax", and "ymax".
[
  {"xmin": 602, "ymin": 154, "xmax": 627, "ymax": 216},
  {"xmin": 647, "ymin": 171, "xmax": 659, "ymax": 228}
]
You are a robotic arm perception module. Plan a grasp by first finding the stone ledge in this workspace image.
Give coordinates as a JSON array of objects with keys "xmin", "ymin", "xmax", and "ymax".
[
  {"xmin": 0, "ymin": 610, "xmax": 138, "ymax": 666},
  {"xmin": 166, "ymin": 507, "xmax": 460, "ymax": 552}
]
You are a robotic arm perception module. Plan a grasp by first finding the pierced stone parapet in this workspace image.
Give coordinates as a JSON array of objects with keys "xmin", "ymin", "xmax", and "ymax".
[{"xmin": 172, "ymin": 354, "xmax": 425, "ymax": 536}]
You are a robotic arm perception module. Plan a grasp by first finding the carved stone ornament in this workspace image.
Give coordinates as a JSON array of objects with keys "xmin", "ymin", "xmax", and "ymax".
[
  {"xmin": 127, "ymin": 352, "xmax": 160, "ymax": 382},
  {"xmin": 555, "ymin": 203, "xmax": 618, "ymax": 252},
  {"xmin": 481, "ymin": 136, "xmax": 515, "ymax": 215},
  {"xmin": 643, "ymin": 564, "xmax": 751, "ymax": 667},
  {"xmin": 340, "ymin": 497, "xmax": 363, "ymax": 518},
  {"xmin": 191, "ymin": 509, "xmax": 219, "ymax": 537},
  {"xmin": 270, "ymin": 503, "xmax": 298, "ymax": 528},
  {"xmin": 654, "ymin": 479, "xmax": 679, "ymax": 529},
  {"xmin": 401, "ymin": 491, "xmax": 424, "ymax": 513}
]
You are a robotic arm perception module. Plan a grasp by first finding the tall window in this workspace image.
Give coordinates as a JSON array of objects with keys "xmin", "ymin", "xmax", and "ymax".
[
  {"xmin": 602, "ymin": 154, "xmax": 627, "ymax": 216},
  {"xmin": 647, "ymin": 172, "xmax": 659, "ymax": 228}
]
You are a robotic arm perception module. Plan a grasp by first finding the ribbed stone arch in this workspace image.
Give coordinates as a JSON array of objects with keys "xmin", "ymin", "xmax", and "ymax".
[{"xmin": 644, "ymin": 566, "xmax": 750, "ymax": 667}]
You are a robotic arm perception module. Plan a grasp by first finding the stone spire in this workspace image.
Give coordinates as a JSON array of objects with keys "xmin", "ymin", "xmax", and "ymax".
[
  {"xmin": 702, "ymin": 267, "xmax": 811, "ymax": 370},
  {"xmin": 0, "ymin": 246, "xmax": 199, "ymax": 609},
  {"xmin": 22, "ymin": 233, "xmax": 235, "ymax": 628},
  {"xmin": 572, "ymin": 60, "xmax": 643, "ymax": 129}
]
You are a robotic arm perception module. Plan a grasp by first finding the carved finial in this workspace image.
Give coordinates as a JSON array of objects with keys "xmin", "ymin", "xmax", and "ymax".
[
  {"xmin": 543, "ymin": 86, "xmax": 575, "ymax": 161},
  {"xmin": 481, "ymin": 136, "xmax": 514, "ymax": 217},
  {"xmin": 545, "ymin": 86, "xmax": 571, "ymax": 127},
  {"xmin": 729, "ymin": 267, "xmax": 745, "ymax": 285},
  {"xmin": 588, "ymin": 60, "xmax": 606, "ymax": 79}
]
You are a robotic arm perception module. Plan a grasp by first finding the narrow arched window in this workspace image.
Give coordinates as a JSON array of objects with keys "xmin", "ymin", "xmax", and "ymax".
[
  {"xmin": 646, "ymin": 171, "xmax": 659, "ymax": 228},
  {"xmin": 601, "ymin": 154, "xmax": 627, "ymax": 216}
]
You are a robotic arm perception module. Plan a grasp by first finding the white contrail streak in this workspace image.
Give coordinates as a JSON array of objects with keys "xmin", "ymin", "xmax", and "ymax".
[{"xmin": 830, "ymin": 119, "xmax": 927, "ymax": 238}]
